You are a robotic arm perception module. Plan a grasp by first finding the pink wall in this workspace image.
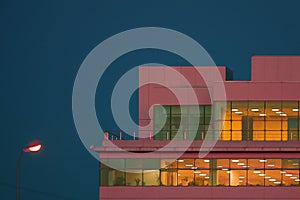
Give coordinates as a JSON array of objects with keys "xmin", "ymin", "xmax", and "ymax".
[
  {"xmin": 100, "ymin": 186, "xmax": 300, "ymax": 200},
  {"xmin": 139, "ymin": 56, "xmax": 300, "ymax": 128}
]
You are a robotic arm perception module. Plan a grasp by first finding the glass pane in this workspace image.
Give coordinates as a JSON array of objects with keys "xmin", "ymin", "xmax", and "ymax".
[
  {"xmin": 220, "ymin": 131, "xmax": 231, "ymax": 140},
  {"xmin": 248, "ymin": 159, "xmax": 265, "ymax": 169},
  {"xmin": 126, "ymin": 170, "xmax": 143, "ymax": 186},
  {"xmin": 161, "ymin": 170, "xmax": 177, "ymax": 186},
  {"xmin": 282, "ymin": 159, "xmax": 299, "ymax": 169},
  {"xmin": 230, "ymin": 159, "xmax": 247, "ymax": 169},
  {"xmin": 178, "ymin": 159, "xmax": 194, "ymax": 169},
  {"xmin": 248, "ymin": 169, "xmax": 264, "ymax": 186},
  {"xmin": 161, "ymin": 159, "xmax": 177, "ymax": 169},
  {"xmin": 194, "ymin": 170, "xmax": 210, "ymax": 186},
  {"xmin": 265, "ymin": 170, "xmax": 281, "ymax": 186},
  {"xmin": 253, "ymin": 131, "xmax": 265, "ymax": 141},
  {"xmin": 248, "ymin": 101, "xmax": 265, "ymax": 117},
  {"xmin": 216, "ymin": 170, "xmax": 229, "ymax": 186},
  {"xmin": 178, "ymin": 170, "xmax": 194, "ymax": 186},
  {"xmin": 265, "ymin": 159, "xmax": 281, "ymax": 169},
  {"xmin": 282, "ymin": 170, "xmax": 299, "ymax": 186},
  {"xmin": 232, "ymin": 102, "xmax": 248, "ymax": 120},
  {"xmin": 195, "ymin": 159, "xmax": 210, "ymax": 169},
  {"xmin": 143, "ymin": 170, "xmax": 160, "ymax": 186},
  {"xmin": 230, "ymin": 170, "xmax": 247, "ymax": 186},
  {"xmin": 265, "ymin": 131, "xmax": 281, "ymax": 141},
  {"xmin": 232, "ymin": 131, "xmax": 242, "ymax": 141}
]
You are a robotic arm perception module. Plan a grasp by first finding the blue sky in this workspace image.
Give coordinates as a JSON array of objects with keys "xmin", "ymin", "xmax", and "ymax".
[{"xmin": 1, "ymin": 0, "xmax": 300, "ymax": 199}]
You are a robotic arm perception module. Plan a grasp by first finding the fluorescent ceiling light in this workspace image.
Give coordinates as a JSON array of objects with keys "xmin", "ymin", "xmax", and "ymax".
[
  {"xmin": 253, "ymin": 171, "xmax": 261, "ymax": 174},
  {"xmin": 237, "ymin": 163, "xmax": 245, "ymax": 166},
  {"xmin": 194, "ymin": 171, "xmax": 201, "ymax": 174},
  {"xmin": 285, "ymin": 174, "xmax": 293, "ymax": 177},
  {"xmin": 259, "ymin": 159, "xmax": 267, "ymax": 162},
  {"xmin": 259, "ymin": 113, "xmax": 267, "ymax": 116},
  {"xmin": 199, "ymin": 174, "xmax": 206, "ymax": 176},
  {"xmin": 292, "ymin": 108, "xmax": 299, "ymax": 112},
  {"xmin": 280, "ymin": 171, "xmax": 286, "ymax": 174},
  {"xmin": 232, "ymin": 108, "xmax": 238, "ymax": 112},
  {"xmin": 185, "ymin": 164, "xmax": 193, "ymax": 167},
  {"xmin": 267, "ymin": 164, "xmax": 275, "ymax": 167},
  {"xmin": 264, "ymin": 176, "xmax": 271, "ymax": 179},
  {"xmin": 251, "ymin": 108, "xmax": 259, "ymax": 112},
  {"xmin": 259, "ymin": 174, "xmax": 266, "ymax": 176},
  {"xmin": 239, "ymin": 180, "xmax": 243, "ymax": 183},
  {"xmin": 274, "ymin": 181, "xmax": 281, "ymax": 184},
  {"xmin": 276, "ymin": 111, "xmax": 282, "ymax": 114},
  {"xmin": 272, "ymin": 108, "xmax": 279, "ymax": 111},
  {"xmin": 235, "ymin": 111, "xmax": 243, "ymax": 114},
  {"xmin": 204, "ymin": 160, "xmax": 210, "ymax": 163},
  {"xmin": 280, "ymin": 113, "xmax": 287, "ymax": 116},
  {"xmin": 290, "ymin": 177, "xmax": 298, "ymax": 179},
  {"xmin": 239, "ymin": 176, "xmax": 245, "ymax": 179},
  {"xmin": 177, "ymin": 159, "xmax": 184, "ymax": 162},
  {"xmin": 204, "ymin": 176, "xmax": 209, "ymax": 179},
  {"xmin": 269, "ymin": 179, "xmax": 276, "ymax": 182},
  {"xmin": 231, "ymin": 159, "xmax": 239, "ymax": 163}
]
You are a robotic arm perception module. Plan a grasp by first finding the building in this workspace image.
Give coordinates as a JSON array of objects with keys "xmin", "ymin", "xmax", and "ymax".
[{"xmin": 94, "ymin": 56, "xmax": 300, "ymax": 200}]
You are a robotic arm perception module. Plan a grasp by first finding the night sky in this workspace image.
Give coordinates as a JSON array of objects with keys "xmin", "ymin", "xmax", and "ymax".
[{"xmin": 1, "ymin": 0, "xmax": 300, "ymax": 199}]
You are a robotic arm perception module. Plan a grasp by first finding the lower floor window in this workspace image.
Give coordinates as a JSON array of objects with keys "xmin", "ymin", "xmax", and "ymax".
[{"xmin": 100, "ymin": 158, "xmax": 300, "ymax": 187}]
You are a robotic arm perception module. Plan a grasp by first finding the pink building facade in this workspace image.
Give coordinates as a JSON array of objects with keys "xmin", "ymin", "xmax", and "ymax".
[{"xmin": 96, "ymin": 56, "xmax": 300, "ymax": 200}]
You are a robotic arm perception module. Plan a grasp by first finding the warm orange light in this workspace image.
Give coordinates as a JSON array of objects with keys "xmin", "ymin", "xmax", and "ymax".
[
  {"xmin": 28, "ymin": 144, "xmax": 42, "ymax": 152},
  {"xmin": 23, "ymin": 141, "xmax": 42, "ymax": 153}
]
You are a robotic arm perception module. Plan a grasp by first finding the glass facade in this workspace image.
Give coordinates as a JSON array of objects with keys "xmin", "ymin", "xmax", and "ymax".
[
  {"xmin": 100, "ymin": 158, "xmax": 300, "ymax": 187},
  {"xmin": 154, "ymin": 101, "xmax": 300, "ymax": 141}
]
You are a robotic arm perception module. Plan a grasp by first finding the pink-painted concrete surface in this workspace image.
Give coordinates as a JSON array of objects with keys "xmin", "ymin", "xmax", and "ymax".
[
  {"xmin": 100, "ymin": 186, "xmax": 300, "ymax": 200},
  {"xmin": 139, "ymin": 56, "xmax": 300, "ymax": 128}
]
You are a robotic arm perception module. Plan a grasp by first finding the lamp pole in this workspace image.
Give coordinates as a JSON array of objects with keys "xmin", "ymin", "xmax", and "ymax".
[{"xmin": 16, "ymin": 141, "xmax": 42, "ymax": 200}]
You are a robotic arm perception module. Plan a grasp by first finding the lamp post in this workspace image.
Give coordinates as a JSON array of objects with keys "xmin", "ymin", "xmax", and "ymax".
[{"xmin": 16, "ymin": 141, "xmax": 42, "ymax": 200}]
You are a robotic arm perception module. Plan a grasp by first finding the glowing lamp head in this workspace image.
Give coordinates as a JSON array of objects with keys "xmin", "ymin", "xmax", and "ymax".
[{"xmin": 23, "ymin": 141, "xmax": 42, "ymax": 153}]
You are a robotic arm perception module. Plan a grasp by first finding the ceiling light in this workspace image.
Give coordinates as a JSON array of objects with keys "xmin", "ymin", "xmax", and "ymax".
[
  {"xmin": 274, "ymin": 182, "xmax": 281, "ymax": 184},
  {"xmin": 239, "ymin": 176, "xmax": 245, "ymax": 179},
  {"xmin": 232, "ymin": 109, "xmax": 238, "ymax": 112},
  {"xmin": 222, "ymin": 168, "xmax": 229, "ymax": 171},
  {"xmin": 239, "ymin": 180, "xmax": 243, "ymax": 183},
  {"xmin": 194, "ymin": 171, "xmax": 201, "ymax": 174},
  {"xmin": 177, "ymin": 159, "xmax": 184, "ymax": 162},
  {"xmin": 276, "ymin": 111, "xmax": 282, "ymax": 114},
  {"xmin": 199, "ymin": 174, "xmax": 206, "ymax": 176},
  {"xmin": 231, "ymin": 160, "xmax": 239, "ymax": 163},
  {"xmin": 251, "ymin": 108, "xmax": 259, "ymax": 112},
  {"xmin": 235, "ymin": 111, "xmax": 243, "ymax": 114},
  {"xmin": 292, "ymin": 108, "xmax": 299, "ymax": 112},
  {"xmin": 269, "ymin": 179, "xmax": 276, "ymax": 182},
  {"xmin": 253, "ymin": 171, "xmax": 261, "ymax": 174},
  {"xmin": 295, "ymin": 179, "xmax": 300, "ymax": 182},
  {"xmin": 204, "ymin": 176, "xmax": 209, "ymax": 179},
  {"xmin": 264, "ymin": 176, "xmax": 271, "ymax": 179},
  {"xmin": 272, "ymin": 108, "xmax": 279, "ymax": 112},
  {"xmin": 259, "ymin": 174, "xmax": 266, "ymax": 176},
  {"xmin": 280, "ymin": 171, "xmax": 286, "ymax": 174},
  {"xmin": 237, "ymin": 163, "xmax": 245, "ymax": 166},
  {"xmin": 185, "ymin": 164, "xmax": 193, "ymax": 167},
  {"xmin": 204, "ymin": 160, "xmax": 210, "ymax": 163},
  {"xmin": 280, "ymin": 113, "xmax": 287, "ymax": 116},
  {"xmin": 217, "ymin": 166, "xmax": 223, "ymax": 168},
  {"xmin": 290, "ymin": 177, "xmax": 298, "ymax": 179},
  {"xmin": 191, "ymin": 167, "xmax": 197, "ymax": 169},
  {"xmin": 285, "ymin": 174, "xmax": 293, "ymax": 177},
  {"xmin": 259, "ymin": 159, "xmax": 267, "ymax": 163},
  {"xmin": 267, "ymin": 164, "xmax": 275, "ymax": 167},
  {"xmin": 259, "ymin": 113, "xmax": 267, "ymax": 116}
]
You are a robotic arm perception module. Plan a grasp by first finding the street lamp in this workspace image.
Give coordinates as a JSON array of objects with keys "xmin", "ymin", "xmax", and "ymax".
[{"xmin": 16, "ymin": 140, "xmax": 42, "ymax": 200}]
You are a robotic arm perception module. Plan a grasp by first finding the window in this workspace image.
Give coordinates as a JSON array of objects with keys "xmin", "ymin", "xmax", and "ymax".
[{"xmin": 100, "ymin": 158, "xmax": 300, "ymax": 187}]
